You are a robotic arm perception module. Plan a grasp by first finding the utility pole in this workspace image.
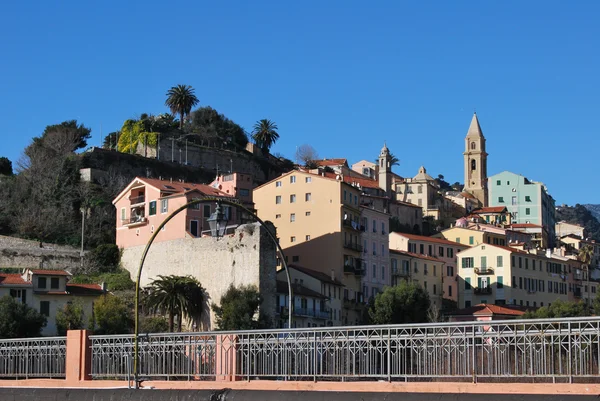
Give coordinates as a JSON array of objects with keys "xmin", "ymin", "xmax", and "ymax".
[
  {"xmin": 80, "ymin": 207, "xmax": 90, "ymax": 258},
  {"xmin": 185, "ymin": 139, "xmax": 188, "ymax": 165},
  {"xmin": 171, "ymin": 137, "xmax": 174, "ymax": 162}
]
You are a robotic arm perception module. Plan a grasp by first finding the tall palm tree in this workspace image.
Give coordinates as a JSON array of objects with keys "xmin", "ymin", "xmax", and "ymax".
[
  {"xmin": 251, "ymin": 119, "xmax": 279, "ymax": 153},
  {"xmin": 145, "ymin": 275, "xmax": 204, "ymax": 332},
  {"xmin": 389, "ymin": 152, "xmax": 400, "ymax": 167},
  {"xmin": 579, "ymin": 245, "xmax": 594, "ymax": 311},
  {"xmin": 165, "ymin": 85, "xmax": 200, "ymax": 129}
]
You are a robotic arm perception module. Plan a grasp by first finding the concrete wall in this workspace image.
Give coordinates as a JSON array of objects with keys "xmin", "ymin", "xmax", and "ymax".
[
  {"xmin": 0, "ymin": 236, "xmax": 82, "ymax": 270},
  {"xmin": 120, "ymin": 222, "xmax": 276, "ymax": 330}
]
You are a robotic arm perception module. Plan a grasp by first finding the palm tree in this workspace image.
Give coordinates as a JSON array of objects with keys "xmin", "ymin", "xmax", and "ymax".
[
  {"xmin": 165, "ymin": 85, "xmax": 200, "ymax": 129},
  {"xmin": 389, "ymin": 152, "xmax": 400, "ymax": 167},
  {"xmin": 251, "ymin": 119, "xmax": 279, "ymax": 153},
  {"xmin": 579, "ymin": 245, "xmax": 594, "ymax": 311},
  {"xmin": 144, "ymin": 275, "xmax": 204, "ymax": 332}
]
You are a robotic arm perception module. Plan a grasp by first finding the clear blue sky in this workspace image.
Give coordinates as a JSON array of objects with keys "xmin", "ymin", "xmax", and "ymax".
[{"xmin": 1, "ymin": 1, "xmax": 598, "ymax": 205}]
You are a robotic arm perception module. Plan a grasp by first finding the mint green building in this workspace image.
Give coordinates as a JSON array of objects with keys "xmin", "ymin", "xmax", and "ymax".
[{"xmin": 488, "ymin": 171, "xmax": 556, "ymax": 246}]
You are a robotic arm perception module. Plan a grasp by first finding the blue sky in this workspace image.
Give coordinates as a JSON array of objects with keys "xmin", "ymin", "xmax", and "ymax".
[{"xmin": 1, "ymin": 1, "xmax": 598, "ymax": 205}]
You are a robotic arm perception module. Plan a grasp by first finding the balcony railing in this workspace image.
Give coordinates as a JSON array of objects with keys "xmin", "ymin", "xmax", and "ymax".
[
  {"xmin": 474, "ymin": 267, "xmax": 494, "ymax": 275},
  {"xmin": 342, "ymin": 219, "xmax": 362, "ymax": 231},
  {"xmin": 294, "ymin": 308, "xmax": 330, "ymax": 320},
  {"xmin": 122, "ymin": 216, "xmax": 147, "ymax": 226},
  {"xmin": 129, "ymin": 195, "xmax": 145, "ymax": 205},
  {"xmin": 392, "ymin": 266, "xmax": 410, "ymax": 277},
  {"xmin": 474, "ymin": 286, "xmax": 492, "ymax": 295},
  {"xmin": 344, "ymin": 264, "xmax": 364, "ymax": 276},
  {"xmin": 343, "ymin": 242, "xmax": 363, "ymax": 252}
]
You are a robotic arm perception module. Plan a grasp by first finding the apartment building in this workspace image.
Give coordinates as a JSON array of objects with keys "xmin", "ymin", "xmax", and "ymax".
[
  {"xmin": 456, "ymin": 244, "xmax": 579, "ymax": 309},
  {"xmin": 488, "ymin": 171, "xmax": 556, "ymax": 246},
  {"xmin": 436, "ymin": 224, "xmax": 531, "ymax": 247},
  {"xmin": 389, "ymin": 232, "xmax": 468, "ymax": 303},
  {"xmin": 113, "ymin": 177, "xmax": 237, "ymax": 248},
  {"xmin": 275, "ymin": 265, "xmax": 343, "ymax": 328},
  {"xmin": 360, "ymin": 206, "xmax": 391, "ymax": 299},
  {"xmin": 0, "ymin": 269, "xmax": 105, "ymax": 335},
  {"xmin": 389, "ymin": 250, "xmax": 444, "ymax": 311},
  {"xmin": 254, "ymin": 170, "xmax": 364, "ymax": 325},
  {"xmin": 556, "ymin": 221, "xmax": 585, "ymax": 239}
]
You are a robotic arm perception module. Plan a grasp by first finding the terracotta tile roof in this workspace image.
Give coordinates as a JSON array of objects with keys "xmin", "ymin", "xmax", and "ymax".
[
  {"xmin": 31, "ymin": 269, "xmax": 71, "ymax": 276},
  {"xmin": 450, "ymin": 303, "xmax": 529, "ymax": 317},
  {"xmin": 389, "ymin": 249, "xmax": 443, "ymax": 263},
  {"xmin": 460, "ymin": 192, "xmax": 476, "ymax": 199},
  {"xmin": 320, "ymin": 172, "xmax": 380, "ymax": 189},
  {"xmin": 276, "ymin": 281, "xmax": 326, "ymax": 299},
  {"xmin": 511, "ymin": 223, "xmax": 542, "ymax": 228},
  {"xmin": 312, "ymin": 159, "xmax": 347, "ymax": 167},
  {"xmin": 473, "ymin": 206, "xmax": 508, "ymax": 214},
  {"xmin": 66, "ymin": 283, "xmax": 105, "ymax": 295},
  {"xmin": 138, "ymin": 177, "xmax": 232, "ymax": 198},
  {"xmin": 0, "ymin": 274, "xmax": 29, "ymax": 285},
  {"xmin": 483, "ymin": 243, "xmax": 528, "ymax": 254},
  {"xmin": 287, "ymin": 264, "xmax": 344, "ymax": 286},
  {"xmin": 391, "ymin": 232, "xmax": 470, "ymax": 247},
  {"xmin": 391, "ymin": 200, "xmax": 422, "ymax": 209}
]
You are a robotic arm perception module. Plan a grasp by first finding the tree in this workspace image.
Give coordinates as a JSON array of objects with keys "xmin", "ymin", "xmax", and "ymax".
[
  {"xmin": 165, "ymin": 85, "xmax": 199, "ymax": 129},
  {"xmin": 0, "ymin": 296, "xmax": 47, "ymax": 338},
  {"xmin": 211, "ymin": 284, "xmax": 271, "ymax": 330},
  {"xmin": 139, "ymin": 316, "xmax": 169, "ymax": 333},
  {"xmin": 523, "ymin": 300, "xmax": 587, "ymax": 319},
  {"xmin": 251, "ymin": 119, "xmax": 279, "ymax": 153},
  {"xmin": 117, "ymin": 119, "xmax": 157, "ymax": 155},
  {"xmin": 368, "ymin": 282, "xmax": 430, "ymax": 324},
  {"xmin": 56, "ymin": 300, "xmax": 85, "ymax": 335},
  {"xmin": 145, "ymin": 275, "xmax": 205, "ymax": 332},
  {"xmin": 0, "ymin": 157, "xmax": 13, "ymax": 176},
  {"xmin": 102, "ymin": 132, "xmax": 119, "ymax": 150},
  {"xmin": 389, "ymin": 152, "xmax": 400, "ymax": 167},
  {"xmin": 187, "ymin": 106, "xmax": 248, "ymax": 149},
  {"xmin": 92, "ymin": 295, "xmax": 132, "ymax": 334},
  {"xmin": 578, "ymin": 244, "xmax": 594, "ymax": 310},
  {"xmin": 295, "ymin": 144, "xmax": 319, "ymax": 167}
]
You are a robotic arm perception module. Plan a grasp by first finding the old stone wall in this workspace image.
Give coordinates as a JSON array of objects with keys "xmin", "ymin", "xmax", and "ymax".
[
  {"xmin": 120, "ymin": 223, "xmax": 276, "ymax": 330},
  {"xmin": 0, "ymin": 236, "xmax": 83, "ymax": 270}
]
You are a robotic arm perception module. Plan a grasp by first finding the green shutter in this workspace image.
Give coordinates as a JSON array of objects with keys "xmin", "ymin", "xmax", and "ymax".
[
  {"xmin": 481, "ymin": 256, "xmax": 487, "ymax": 268},
  {"xmin": 465, "ymin": 277, "xmax": 471, "ymax": 290},
  {"xmin": 497, "ymin": 276, "xmax": 503, "ymax": 289},
  {"xmin": 478, "ymin": 277, "xmax": 482, "ymax": 288},
  {"xmin": 497, "ymin": 255, "xmax": 503, "ymax": 267},
  {"xmin": 469, "ymin": 236, "xmax": 474, "ymax": 245},
  {"xmin": 462, "ymin": 258, "xmax": 466, "ymax": 268}
]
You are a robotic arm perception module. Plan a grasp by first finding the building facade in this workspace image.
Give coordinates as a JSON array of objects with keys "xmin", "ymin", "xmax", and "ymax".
[
  {"xmin": 463, "ymin": 113, "xmax": 488, "ymax": 207},
  {"xmin": 360, "ymin": 206, "xmax": 391, "ymax": 300},
  {"xmin": 488, "ymin": 171, "xmax": 556, "ymax": 246}
]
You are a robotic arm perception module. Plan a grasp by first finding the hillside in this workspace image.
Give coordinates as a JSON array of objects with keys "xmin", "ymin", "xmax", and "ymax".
[
  {"xmin": 556, "ymin": 204, "xmax": 600, "ymax": 241},
  {"xmin": 584, "ymin": 204, "xmax": 600, "ymax": 221}
]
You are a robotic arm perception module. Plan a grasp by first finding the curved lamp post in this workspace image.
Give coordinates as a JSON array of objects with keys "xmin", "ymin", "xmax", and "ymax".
[{"xmin": 132, "ymin": 197, "xmax": 293, "ymax": 387}]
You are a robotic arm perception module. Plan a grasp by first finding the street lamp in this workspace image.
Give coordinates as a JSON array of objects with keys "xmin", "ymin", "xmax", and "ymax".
[{"xmin": 207, "ymin": 203, "xmax": 228, "ymax": 237}]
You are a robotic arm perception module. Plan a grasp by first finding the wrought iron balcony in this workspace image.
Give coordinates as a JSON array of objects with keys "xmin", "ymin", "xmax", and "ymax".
[
  {"xmin": 122, "ymin": 216, "xmax": 147, "ymax": 226},
  {"xmin": 474, "ymin": 267, "xmax": 494, "ymax": 275},
  {"xmin": 392, "ymin": 266, "xmax": 410, "ymax": 277},
  {"xmin": 474, "ymin": 286, "xmax": 492, "ymax": 295},
  {"xmin": 294, "ymin": 308, "xmax": 330, "ymax": 320},
  {"xmin": 129, "ymin": 195, "xmax": 145, "ymax": 205},
  {"xmin": 343, "ymin": 242, "xmax": 363, "ymax": 252},
  {"xmin": 342, "ymin": 219, "xmax": 362, "ymax": 231}
]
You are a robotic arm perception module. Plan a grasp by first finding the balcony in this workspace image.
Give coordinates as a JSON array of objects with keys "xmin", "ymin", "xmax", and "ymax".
[
  {"xmin": 392, "ymin": 266, "xmax": 410, "ymax": 277},
  {"xmin": 343, "ymin": 297, "xmax": 363, "ymax": 310},
  {"xmin": 122, "ymin": 216, "xmax": 148, "ymax": 227},
  {"xmin": 129, "ymin": 195, "xmax": 145, "ymax": 205},
  {"xmin": 342, "ymin": 219, "xmax": 362, "ymax": 231},
  {"xmin": 574, "ymin": 288, "xmax": 582, "ymax": 298},
  {"xmin": 294, "ymin": 308, "xmax": 330, "ymax": 320},
  {"xmin": 343, "ymin": 242, "xmax": 363, "ymax": 252},
  {"xmin": 474, "ymin": 267, "xmax": 494, "ymax": 275},
  {"xmin": 343, "ymin": 264, "xmax": 364, "ymax": 276},
  {"xmin": 474, "ymin": 287, "xmax": 492, "ymax": 295}
]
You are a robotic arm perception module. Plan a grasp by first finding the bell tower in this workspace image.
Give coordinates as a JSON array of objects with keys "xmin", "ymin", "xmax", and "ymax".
[
  {"xmin": 463, "ymin": 113, "xmax": 488, "ymax": 206},
  {"xmin": 378, "ymin": 142, "xmax": 392, "ymax": 197}
]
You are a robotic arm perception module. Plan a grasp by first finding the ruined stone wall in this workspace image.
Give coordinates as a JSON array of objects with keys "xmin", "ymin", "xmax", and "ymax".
[
  {"xmin": 120, "ymin": 223, "xmax": 276, "ymax": 330},
  {"xmin": 0, "ymin": 236, "xmax": 83, "ymax": 270}
]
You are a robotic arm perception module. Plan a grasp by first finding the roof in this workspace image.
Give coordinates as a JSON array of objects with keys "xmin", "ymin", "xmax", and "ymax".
[
  {"xmin": 138, "ymin": 177, "xmax": 232, "ymax": 198},
  {"xmin": 460, "ymin": 192, "xmax": 476, "ymax": 199},
  {"xmin": 413, "ymin": 166, "xmax": 434, "ymax": 182},
  {"xmin": 389, "ymin": 249, "xmax": 444, "ymax": 263},
  {"xmin": 473, "ymin": 206, "xmax": 508, "ymax": 214},
  {"xmin": 31, "ymin": 269, "xmax": 71, "ymax": 276},
  {"xmin": 511, "ymin": 223, "xmax": 543, "ymax": 229},
  {"xmin": 0, "ymin": 274, "xmax": 28, "ymax": 285},
  {"xmin": 391, "ymin": 232, "xmax": 469, "ymax": 247},
  {"xmin": 287, "ymin": 264, "xmax": 344, "ymax": 286},
  {"xmin": 276, "ymin": 281, "xmax": 326, "ymax": 299},
  {"xmin": 450, "ymin": 304, "xmax": 528, "ymax": 317},
  {"xmin": 466, "ymin": 113, "xmax": 484, "ymax": 138},
  {"xmin": 320, "ymin": 172, "xmax": 380, "ymax": 189},
  {"xmin": 312, "ymin": 159, "xmax": 348, "ymax": 167},
  {"xmin": 66, "ymin": 283, "xmax": 105, "ymax": 295},
  {"xmin": 482, "ymin": 243, "xmax": 528, "ymax": 254}
]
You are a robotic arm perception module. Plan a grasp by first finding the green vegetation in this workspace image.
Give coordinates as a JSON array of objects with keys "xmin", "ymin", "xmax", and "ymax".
[
  {"xmin": 165, "ymin": 84, "xmax": 200, "ymax": 128},
  {"xmin": 211, "ymin": 284, "xmax": 271, "ymax": 330},
  {"xmin": 139, "ymin": 316, "xmax": 169, "ymax": 333},
  {"xmin": 556, "ymin": 204, "xmax": 600, "ymax": 241},
  {"xmin": 0, "ymin": 157, "xmax": 13, "ymax": 176},
  {"xmin": 71, "ymin": 269, "xmax": 134, "ymax": 291},
  {"xmin": 0, "ymin": 296, "xmax": 47, "ymax": 338},
  {"xmin": 523, "ymin": 300, "xmax": 587, "ymax": 319},
  {"xmin": 251, "ymin": 119, "xmax": 279, "ymax": 153},
  {"xmin": 56, "ymin": 300, "xmax": 86, "ymax": 335},
  {"xmin": 368, "ymin": 282, "xmax": 430, "ymax": 325},
  {"xmin": 91, "ymin": 295, "xmax": 133, "ymax": 334},
  {"xmin": 144, "ymin": 275, "xmax": 205, "ymax": 332}
]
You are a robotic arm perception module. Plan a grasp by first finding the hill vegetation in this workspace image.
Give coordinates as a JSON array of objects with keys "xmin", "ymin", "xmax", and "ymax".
[{"xmin": 556, "ymin": 204, "xmax": 600, "ymax": 241}]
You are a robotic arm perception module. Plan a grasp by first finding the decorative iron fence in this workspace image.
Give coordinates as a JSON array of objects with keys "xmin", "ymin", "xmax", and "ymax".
[
  {"xmin": 0, "ymin": 337, "xmax": 66, "ymax": 378},
  {"xmin": 88, "ymin": 317, "xmax": 600, "ymax": 382}
]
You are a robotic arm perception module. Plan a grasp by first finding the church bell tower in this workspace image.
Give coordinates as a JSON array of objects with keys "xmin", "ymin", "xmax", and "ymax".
[{"xmin": 463, "ymin": 113, "xmax": 488, "ymax": 206}]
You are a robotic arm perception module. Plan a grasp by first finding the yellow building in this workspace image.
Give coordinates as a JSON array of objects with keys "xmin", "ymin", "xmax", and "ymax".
[
  {"xmin": 254, "ymin": 170, "xmax": 364, "ymax": 325},
  {"xmin": 390, "ymin": 250, "xmax": 444, "ymax": 311},
  {"xmin": 457, "ymin": 244, "xmax": 577, "ymax": 309}
]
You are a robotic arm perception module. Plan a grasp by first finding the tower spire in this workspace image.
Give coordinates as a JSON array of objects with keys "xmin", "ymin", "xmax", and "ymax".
[{"xmin": 466, "ymin": 113, "xmax": 484, "ymax": 138}]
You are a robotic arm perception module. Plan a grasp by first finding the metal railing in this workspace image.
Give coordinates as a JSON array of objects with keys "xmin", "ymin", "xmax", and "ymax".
[
  {"xmin": 294, "ymin": 308, "xmax": 330, "ymax": 320},
  {"xmin": 129, "ymin": 195, "xmax": 145, "ymax": 205},
  {"xmin": 0, "ymin": 336, "xmax": 66, "ymax": 379}
]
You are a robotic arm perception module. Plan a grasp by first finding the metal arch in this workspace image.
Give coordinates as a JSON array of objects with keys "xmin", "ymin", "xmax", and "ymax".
[{"xmin": 132, "ymin": 196, "xmax": 294, "ymax": 387}]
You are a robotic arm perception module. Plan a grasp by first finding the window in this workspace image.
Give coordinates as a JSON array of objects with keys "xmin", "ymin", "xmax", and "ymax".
[
  {"xmin": 428, "ymin": 245, "xmax": 433, "ymax": 255},
  {"xmin": 497, "ymin": 276, "xmax": 503, "ymax": 289},
  {"xmin": 160, "ymin": 199, "xmax": 168, "ymax": 213},
  {"xmin": 471, "ymin": 160, "xmax": 476, "ymax": 170},
  {"xmin": 40, "ymin": 301, "xmax": 50, "ymax": 317},
  {"xmin": 239, "ymin": 188, "xmax": 250, "ymax": 196},
  {"xmin": 448, "ymin": 286, "xmax": 452, "ymax": 297},
  {"xmin": 290, "ymin": 213, "xmax": 295, "ymax": 222},
  {"xmin": 481, "ymin": 256, "xmax": 487, "ymax": 268},
  {"xmin": 275, "ymin": 214, "xmax": 281, "ymax": 219},
  {"xmin": 373, "ymin": 242, "xmax": 376, "ymax": 255},
  {"xmin": 381, "ymin": 222, "xmax": 385, "ymax": 234},
  {"xmin": 471, "ymin": 142, "xmax": 476, "ymax": 150},
  {"xmin": 203, "ymin": 205, "xmax": 211, "ymax": 218},
  {"xmin": 496, "ymin": 255, "xmax": 503, "ymax": 267},
  {"xmin": 38, "ymin": 277, "xmax": 47, "ymax": 289},
  {"xmin": 120, "ymin": 208, "xmax": 126, "ymax": 221},
  {"xmin": 512, "ymin": 276, "xmax": 517, "ymax": 288},
  {"xmin": 433, "ymin": 265, "xmax": 437, "ymax": 276},
  {"xmin": 290, "ymin": 236, "xmax": 296, "ymax": 243},
  {"xmin": 290, "ymin": 176, "xmax": 296, "ymax": 183},
  {"xmin": 525, "ymin": 195, "xmax": 531, "ymax": 202},
  {"xmin": 292, "ymin": 256, "xmax": 299, "ymax": 262},
  {"xmin": 498, "ymin": 197, "xmax": 504, "ymax": 203},
  {"xmin": 290, "ymin": 194, "xmax": 296, "ymax": 203},
  {"xmin": 50, "ymin": 277, "xmax": 59, "ymax": 289},
  {"xmin": 496, "ymin": 180, "xmax": 501, "ymax": 186},
  {"xmin": 424, "ymin": 264, "xmax": 428, "ymax": 275},
  {"xmin": 519, "ymin": 277, "xmax": 523, "ymax": 289},
  {"xmin": 372, "ymin": 264, "xmax": 377, "ymax": 278},
  {"xmin": 469, "ymin": 236, "xmax": 474, "ymax": 245},
  {"xmin": 525, "ymin": 208, "xmax": 530, "ymax": 215},
  {"xmin": 372, "ymin": 219, "xmax": 376, "ymax": 233},
  {"xmin": 418, "ymin": 185, "xmax": 423, "ymax": 194},
  {"xmin": 447, "ymin": 266, "xmax": 454, "ymax": 276},
  {"xmin": 420, "ymin": 244, "xmax": 424, "ymax": 254},
  {"xmin": 149, "ymin": 201, "xmax": 157, "ymax": 216},
  {"xmin": 525, "ymin": 259, "xmax": 529, "ymax": 269},
  {"xmin": 462, "ymin": 257, "xmax": 474, "ymax": 268},
  {"xmin": 381, "ymin": 266, "xmax": 385, "ymax": 280},
  {"xmin": 511, "ymin": 196, "xmax": 517, "ymax": 205},
  {"xmin": 381, "ymin": 244, "xmax": 385, "ymax": 256},
  {"xmin": 465, "ymin": 277, "xmax": 471, "ymax": 290},
  {"xmin": 414, "ymin": 262, "xmax": 418, "ymax": 273},
  {"xmin": 439, "ymin": 247, "xmax": 444, "ymax": 257},
  {"xmin": 305, "ymin": 177, "xmax": 311, "ymax": 183},
  {"xmin": 276, "ymin": 196, "xmax": 282, "ymax": 204},
  {"xmin": 275, "ymin": 181, "xmax": 282, "ymax": 188},
  {"xmin": 305, "ymin": 193, "xmax": 311, "ymax": 201},
  {"xmin": 305, "ymin": 211, "xmax": 311, "ymax": 216},
  {"xmin": 354, "ymin": 195, "xmax": 358, "ymax": 205},
  {"xmin": 343, "ymin": 190, "xmax": 347, "ymax": 201},
  {"xmin": 507, "ymin": 181, "xmax": 510, "ymax": 185},
  {"xmin": 418, "ymin": 199, "xmax": 423, "ymax": 206},
  {"xmin": 433, "ymin": 284, "xmax": 437, "ymax": 295},
  {"xmin": 465, "ymin": 300, "xmax": 472, "ymax": 308},
  {"xmin": 448, "ymin": 248, "xmax": 454, "ymax": 258},
  {"xmin": 306, "ymin": 235, "xmax": 310, "ymax": 241}
]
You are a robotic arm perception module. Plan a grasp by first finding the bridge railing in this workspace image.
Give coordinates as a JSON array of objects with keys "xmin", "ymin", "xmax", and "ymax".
[
  {"xmin": 87, "ymin": 316, "xmax": 600, "ymax": 382},
  {"xmin": 0, "ymin": 336, "xmax": 66, "ymax": 379}
]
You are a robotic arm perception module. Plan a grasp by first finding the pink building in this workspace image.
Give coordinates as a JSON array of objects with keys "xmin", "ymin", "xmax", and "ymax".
[
  {"xmin": 209, "ymin": 172, "xmax": 255, "ymax": 211},
  {"xmin": 113, "ymin": 177, "xmax": 238, "ymax": 249}
]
